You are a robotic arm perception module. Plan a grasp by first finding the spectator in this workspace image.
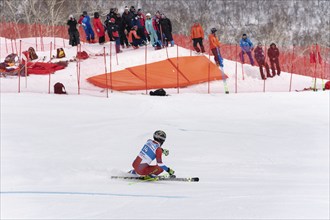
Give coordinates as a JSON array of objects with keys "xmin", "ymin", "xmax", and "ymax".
[
  {"xmin": 137, "ymin": 9, "xmax": 147, "ymax": 43},
  {"xmin": 67, "ymin": 15, "xmax": 80, "ymax": 46},
  {"xmin": 153, "ymin": 11, "xmax": 163, "ymax": 47},
  {"xmin": 81, "ymin": 11, "xmax": 95, "ymax": 43},
  {"xmin": 122, "ymin": 6, "xmax": 134, "ymax": 34},
  {"xmin": 191, "ymin": 20, "xmax": 205, "ymax": 53},
  {"xmin": 239, "ymin": 33, "xmax": 254, "ymax": 65},
  {"xmin": 131, "ymin": 14, "xmax": 144, "ymax": 46},
  {"xmin": 128, "ymin": 25, "xmax": 141, "ymax": 49},
  {"xmin": 208, "ymin": 28, "xmax": 223, "ymax": 67},
  {"xmin": 254, "ymin": 42, "xmax": 271, "ymax": 80},
  {"xmin": 106, "ymin": 18, "xmax": 122, "ymax": 53},
  {"xmin": 145, "ymin": 13, "xmax": 161, "ymax": 49},
  {"xmin": 267, "ymin": 43, "xmax": 281, "ymax": 76},
  {"xmin": 115, "ymin": 13, "xmax": 129, "ymax": 48},
  {"xmin": 159, "ymin": 14, "xmax": 174, "ymax": 47},
  {"xmin": 93, "ymin": 12, "xmax": 105, "ymax": 44}
]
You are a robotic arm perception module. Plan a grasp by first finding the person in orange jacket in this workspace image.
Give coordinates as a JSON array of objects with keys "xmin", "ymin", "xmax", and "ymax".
[
  {"xmin": 93, "ymin": 12, "xmax": 105, "ymax": 44},
  {"xmin": 208, "ymin": 28, "xmax": 223, "ymax": 67},
  {"xmin": 127, "ymin": 26, "xmax": 141, "ymax": 49},
  {"xmin": 191, "ymin": 20, "xmax": 205, "ymax": 53}
]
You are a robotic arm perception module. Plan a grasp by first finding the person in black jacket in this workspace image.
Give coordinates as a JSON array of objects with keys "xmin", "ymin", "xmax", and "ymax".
[
  {"xmin": 115, "ymin": 13, "xmax": 129, "ymax": 48},
  {"xmin": 267, "ymin": 43, "xmax": 281, "ymax": 76},
  {"xmin": 159, "ymin": 14, "xmax": 174, "ymax": 47},
  {"xmin": 67, "ymin": 15, "xmax": 80, "ymax": 46},
  {"xmin": 122, "ymin": 6, "xmax": 134, "ymax": 34},
  {"xmin": 254, "ymin": 43, "xmax": 271, "ymax": 80},
  {"xmin": 105, "ymin": 18, "xmax": 122, "ymax": 53}
]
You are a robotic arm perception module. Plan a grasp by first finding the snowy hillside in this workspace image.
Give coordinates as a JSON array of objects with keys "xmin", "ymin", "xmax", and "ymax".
[{"xmin": 1, "ymin": 38, "xmax": 329, "ymax": 219}]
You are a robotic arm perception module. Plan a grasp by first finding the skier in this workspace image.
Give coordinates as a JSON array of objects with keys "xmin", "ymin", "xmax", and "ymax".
[
  {"xmin": 191, "ymin": 20, "xmax": 205, "ymax": 53},
  {"xmin": 67, "ymin": 15, "xmax": 80, "ymax": 46},
  {"xmin": 239, "ymin": 33, "xmax": 254, "ymax": 65},
  {"xmin": 129, "ymin": 130, "xmax": 175, "ymax": 180},
  {"xmin": 254, "ymin": 42, "xmax": 271, "ymax": 80},
  {"xmin": 93, "ymin": 12, "xmax": 105, "ymax": 44},
  {"xmin": 208, "ymin": 28, "xmax": 223, "ymax": 67},
  {"xmin": 81, "ymin": 11, "xmax": 95, "ymax": 43},
  {"xmin": 267, "ymin": 43, "xmax": 281, "ymax": 76}
]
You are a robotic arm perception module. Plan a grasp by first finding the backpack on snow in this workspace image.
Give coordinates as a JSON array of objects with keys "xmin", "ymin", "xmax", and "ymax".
[
  {"xmin": 56, "ymin": 48, "xmax": 66, "ymax": 58},
  {"xmin": 54, "ymin": 82, "xmax": 67, "ymax": 94},
  {"xmin": 149, "ymin": 88, "xmax": 167, "ymax": 96},
  {"xmin": 28, "ymin": 47, "xmax": 38, "ymax": 60}
]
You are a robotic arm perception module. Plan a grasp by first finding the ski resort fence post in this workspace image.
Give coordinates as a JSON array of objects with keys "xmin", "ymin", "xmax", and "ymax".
[
  {"xmin": 103, "ymin": 47, "xmax": 109, "ymax": 98},
  {"xmin": 145, "ymin": 44, "xmax": 148, "ymax": 95},
  {"xmin": 115, "ymin": 43, "xmax": 119, "ymax": 65},
  {"xmin": 35, "ymin": 37, "xmax": 38, "ymax": 51},
  {"xmin": 110, "ymin": 41, "xmax": 113, "ymax": 93},
  {"xmin": 48, "ymin": 42, "xmax": 52, "ymax": 94},
  {"xmin": 63, "ymin": 38, "xmax": 65, "ymax": 48},
  {"xmin": 289, "ymin": 45, "xmax": 295, "ymax": 92},
  {"xmin": 235, "ymin": 44, "xmax": 238, "ymax": 93},
  {"xmin": 208, "ymin": 48, "xmax": 211, "ymax": 94},
  {"xmin": 14, "ymin": 39, "xmax": 18, "ymax": 55},
  {"xmin": 176, "ymin": 44, "xmax": 179, "ymax": 94},
  {"xmin": 11, "ymin": 39, "xmax": 14, "ymax": 53},
  {"xmin": 313, "ymin": 44, "xmax": 318, "ymax": 91},
  {"xmin": 5, "ymin": 38, "xmax": 8, "ymax": 53}
]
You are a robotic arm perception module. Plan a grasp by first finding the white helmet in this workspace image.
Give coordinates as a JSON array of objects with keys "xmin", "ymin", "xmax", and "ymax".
[{"xmin": 146, "ymin": 13, "xmax": 151, "ymax": 17}]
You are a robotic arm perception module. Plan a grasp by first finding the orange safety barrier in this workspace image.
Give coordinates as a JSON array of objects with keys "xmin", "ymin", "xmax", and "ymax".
[{"xmin": 87, "ymin": 56, "xmax": 227, "ymax": 91}]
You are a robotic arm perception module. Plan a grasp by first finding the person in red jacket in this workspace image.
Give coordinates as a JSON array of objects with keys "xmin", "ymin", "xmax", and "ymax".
[
  {"xmin": 254, "ymin": 42, "xmax": 271, "ymax": 80},
  {"xmin": 93, "ymin": 12, "xmax": 105, "ymax": 44},
  {"xmin": 208, "ymin": 28, "xmax": 223, "ymax": 67},
  {"xmin": 191, "ymin": 20, "xmax": 205, "ymax": 53},
  {"xmin": 267, "ymin": 43, "xmax": 281, "ymax": 76}
]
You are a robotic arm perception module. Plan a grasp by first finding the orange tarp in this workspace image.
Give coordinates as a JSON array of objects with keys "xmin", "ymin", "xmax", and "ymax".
[{"xmin": 87, "ymin": 56, "xmax": 227, "ymax": 91}]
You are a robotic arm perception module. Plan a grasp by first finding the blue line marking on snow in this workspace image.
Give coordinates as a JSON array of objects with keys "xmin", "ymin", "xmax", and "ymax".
[{"xmin": 0, "ymin": 191, "xmax": 187, "ymax": 199}]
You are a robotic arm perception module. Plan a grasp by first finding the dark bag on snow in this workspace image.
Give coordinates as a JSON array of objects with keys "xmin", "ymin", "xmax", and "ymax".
[
  {"xmin": 54, "ymin": 82, "xmax": 67, "ymax": 94},
  {"xmin": 149, "ymin": 88, "xmax": 166, "ymax": 96},
  {"xmin": 28, "ymin": 47, "xmax": 38, "ymax": 60}
]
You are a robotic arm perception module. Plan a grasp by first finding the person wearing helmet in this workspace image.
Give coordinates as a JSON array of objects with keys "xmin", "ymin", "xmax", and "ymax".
[
  {"xmin": 129, "ymin": 130, "xmax": 175, "ymax": 179},
  {"xmin": 209, "ymin": 28, "xmax": 224, "ymax": 67}
]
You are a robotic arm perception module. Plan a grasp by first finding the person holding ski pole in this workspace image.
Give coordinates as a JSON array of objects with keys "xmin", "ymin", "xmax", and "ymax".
[{"xmin": 128, "ymin": 130, "xmax": 175, "ymax": 180}]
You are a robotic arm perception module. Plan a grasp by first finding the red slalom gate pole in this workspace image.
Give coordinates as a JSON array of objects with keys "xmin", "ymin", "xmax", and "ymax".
[
  {"xmin": 103, "ymin": 47, "xmax": 109, "ymax": 98},
  {"xmin": 63, "ymin": 38, "xmax": 65, "ymax": 48},
  {"xmin": 35, "ymin": 37, "xmax": 38, "ymax": 51},
  {"xmin": 78, "ymin": 44, "xmax": 81, "ymax": 95},
  {"xmin": 235, "ymin": 44, "xmax": 238, "ymax": 93},
  {"xmin": 110, "ymin": 42, "xmax": 113, "ymax": 93},
  {"xmin": 76, "ymin": 45, "xmax": 79, "ymax": 94},
  {"xmin": 48, "ymin": 42, "xmax": 52, "ymax": 94},
  {"xmin": 289, "ymin": 45, "xmax": 295, "ymax": 92},
  {"xmin": 145, "ymin": 44, "xmax": 148, "ymax": 95}
]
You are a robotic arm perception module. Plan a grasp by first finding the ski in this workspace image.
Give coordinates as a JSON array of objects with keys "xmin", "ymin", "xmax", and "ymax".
[
  {"xmin": 111, "ymin": 175, "xmax": 199, "ymax": 182},
  {"xmin": 216, "ymin": 47, "xmax": 229, "ymax": 94}
]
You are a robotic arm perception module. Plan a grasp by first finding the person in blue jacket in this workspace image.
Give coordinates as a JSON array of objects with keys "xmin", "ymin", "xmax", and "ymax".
[
  {"xmin": 81, "ymin": 11, "xmax": 95, "ymax": 43},
  {"xmin": 239, "ymin": 33, "xmax": 254, "ymax": 65}
]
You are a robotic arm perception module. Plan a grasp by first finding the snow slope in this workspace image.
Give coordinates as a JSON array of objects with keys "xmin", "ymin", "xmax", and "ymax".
[{"xmin": 1, "ymin": 38, "xmax": 329, "ymax": 219}]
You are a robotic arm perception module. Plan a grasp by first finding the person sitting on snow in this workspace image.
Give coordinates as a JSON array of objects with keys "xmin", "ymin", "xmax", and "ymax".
[{"xmin": 129, "ymin": 130, "xmax": 175, "ymax": 180}]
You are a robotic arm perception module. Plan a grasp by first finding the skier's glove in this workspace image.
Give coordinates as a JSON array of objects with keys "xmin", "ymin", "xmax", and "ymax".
[
  {"xmin": 167, "ymin": 167, "xmax": 175, "ymax": 175},
  {"xmin": 162, "ymin": 148, "xmax": 169, "ymax": 156}
]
